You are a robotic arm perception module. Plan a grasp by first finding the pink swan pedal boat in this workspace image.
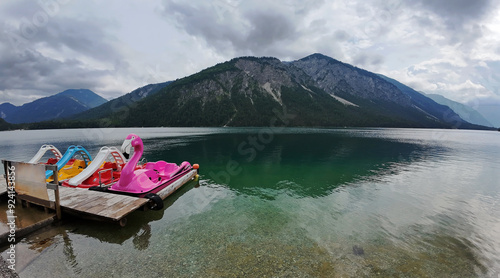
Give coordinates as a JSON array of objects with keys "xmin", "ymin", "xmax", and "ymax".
[{"xmin": 90, "ymin": 134, "xmax": 198, "ymax": 209}]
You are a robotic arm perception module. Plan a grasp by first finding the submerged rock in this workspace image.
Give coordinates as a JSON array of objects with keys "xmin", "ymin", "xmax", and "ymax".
[{"xmin": 353, "ymin": 245, "xmax": 365, "ymax": 256}]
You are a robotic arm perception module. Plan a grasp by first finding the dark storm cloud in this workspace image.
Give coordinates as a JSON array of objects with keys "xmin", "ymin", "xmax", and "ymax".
[
  {"xmin": 0, "ymin": 47, "xmax": 110, "ymax": 96},
  {"xmin": 0, "ymin": 48, "xmax": 62, "ymax": 88},
  {"xmin": 244, "ymin": 11, "xmax": 296, "ymax": 50},
  {"xmin": 408, "ymin": 0, "xmax": 494, "ymax": 45},
  {"xmin": 161, "ymin": 0, "xmax": 320, "ymax": 57},
  {"xmin": 33, "ymin": 18, "xmax": 121, "ymax": 62},
  {"xmin": 3, "ymin": 15, "xmax": 122, "ymax": 63},
  {"xmin": 0, "ymin": 1, "xmax": 124, "ymax": 103}
]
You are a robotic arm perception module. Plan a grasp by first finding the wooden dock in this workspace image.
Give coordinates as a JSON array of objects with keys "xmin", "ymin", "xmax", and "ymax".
[
  {"xmin": 0, "ymin": 163, "xmax": 198, "ymax": 245},
  {"xmin": 57, "ymin": 187, "xmax": 149, "ymax": 226},
  {"xmin": 54, "ymin": 169, "xmax": 197, "ymax": 226},
  {"xmin": 1, "ymin": 169, "xmax": 197, "ymax": 227}
]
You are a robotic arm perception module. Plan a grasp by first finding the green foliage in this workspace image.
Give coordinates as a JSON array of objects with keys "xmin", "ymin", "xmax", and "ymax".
[
  {"xmin": 168, "ymin": 61, "xmax": 238, "ymax": 90},
  {"xmin": 0, "ymin": 118, "xmax": 12, "ymax": 131},
  {"xmin": 22, "ymin": 119, "xmax": 108, "ymax": 130}
]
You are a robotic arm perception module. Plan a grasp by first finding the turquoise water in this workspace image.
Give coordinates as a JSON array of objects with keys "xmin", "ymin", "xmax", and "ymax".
[{"xmin": 1, "ymin": 127, "xmax": 499, "ymax": 277}]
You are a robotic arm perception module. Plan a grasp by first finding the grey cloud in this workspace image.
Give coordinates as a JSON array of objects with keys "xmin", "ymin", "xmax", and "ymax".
[
  {"xmin": 35, "ymin": 19, "xmax": 121, "ymax": 61},
  {"xmin": 244, "ymin": 11, "xmax": 296, "ymax": 51},
  {"xmin": 0, "ymin": 1, "xmax": 125, "ymax": 103},
  {"xmin": 354, "ymin": 1, "xmax": 403, "ymax": 40},
  {"xmin": 1, "ymin": 0, "xmax": 43, "ymax": 19},
  {"xmin": 3, "ymin": 16, "xmax": 122, "ymax": 63},
  {"xmin": 371, "ymin": 55, "xmax": 383, "ymax": 66},
  {"xmin": 0, "ymin": 48, "xmax": 110, "ymax": 93},
  {"xmin": 416, "ymin": 0, "xmax": 493, "ymax": 21},
  {"xmin": 408, "ymin": 0, "xmax": 494, "ymax": 46},
  {"xmin": 353, "ymin": 53, "xmax": 384, "ymax": 67},
  {"xmin": 165, "ymin": 1, "xmax": 245, "ymax": 52},
  {"xmin": 161, "ymin": 0, "xmax": 320, "ymax": 57},
  {"xmin": 352, "ymin": 53, "xmax": 368, "ymax": 66},
  {"xmin": 333, "ymin": 30, "xmax": 349, "ymax": 41},
  {"xmin": 284, "ymin": 0, "xmax": 325, "ymax": 15},
  {"xmin": 0, "ymin": 30, "xmax": 116, "ymax": 104}
]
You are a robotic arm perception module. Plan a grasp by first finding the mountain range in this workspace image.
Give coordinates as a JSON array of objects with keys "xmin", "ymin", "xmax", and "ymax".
[
  {"xmin": 98, "ymin": 54, "xmax": 484, "ymax": 129},
  {"xmin": 2, "ymin": 53, "xmax": 496, "ymax": 130},
  {"xmin": 0, "ymin": 89, "xmax": 107, "ymax": 124}
]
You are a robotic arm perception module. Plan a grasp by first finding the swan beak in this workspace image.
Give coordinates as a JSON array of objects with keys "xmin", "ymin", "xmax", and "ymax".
[{"xmin": 121, "ymin": 139, "xmax": 132, "ymax": 159}]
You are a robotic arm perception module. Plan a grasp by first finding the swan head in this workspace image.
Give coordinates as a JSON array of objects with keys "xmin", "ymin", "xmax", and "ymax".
[{"xmin": 121, "ymin": 134, "xmax": 142, "ymax": 159}]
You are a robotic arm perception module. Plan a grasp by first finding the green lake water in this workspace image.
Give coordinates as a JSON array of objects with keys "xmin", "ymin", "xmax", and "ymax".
[{"xmin": 0, "ymin": 127, "xmax": 499, "ymax": 277}]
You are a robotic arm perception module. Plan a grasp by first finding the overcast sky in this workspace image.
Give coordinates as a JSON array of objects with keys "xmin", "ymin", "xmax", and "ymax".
[{"xmin": 1, "ymin": 0, "xmax": 500, "ymax": 108}]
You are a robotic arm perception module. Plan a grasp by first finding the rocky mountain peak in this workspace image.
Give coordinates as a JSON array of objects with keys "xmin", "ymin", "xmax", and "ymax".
[
  {"xmin": 234, "ymin": 57, "xmax": 296, "ymax": 104},
  {"xmin": 292, "ymin": 55, "xmax": 412, "ymax": 106}
]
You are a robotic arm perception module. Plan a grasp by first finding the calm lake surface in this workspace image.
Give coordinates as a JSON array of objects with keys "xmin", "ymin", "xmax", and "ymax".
[{"xmin": 1, "ymin": 127, "xmax": 499, "ymax": 277}]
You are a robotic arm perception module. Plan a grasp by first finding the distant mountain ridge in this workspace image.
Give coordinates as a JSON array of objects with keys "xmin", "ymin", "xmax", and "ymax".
[
  {"xmin": 0, "ymin": 89, "xmax": 107, "ymax": 124},
  {"xmin": 424, "ymin": 93, "xmax": 493, "ymax": 127},
  {"xmin": 468, "ymin": 102, "xmax": 500, "ymax": 127},
  {"xmin": 0, "ymin": 103, "xmax": 17, "ymax": 119},
  {"xmin": 376, "ymin": 75, "xmax": 469, "ymax": 127},
  {"xmin": 71, "ymin": 81, "xmax": 171, "ymax": 120}
]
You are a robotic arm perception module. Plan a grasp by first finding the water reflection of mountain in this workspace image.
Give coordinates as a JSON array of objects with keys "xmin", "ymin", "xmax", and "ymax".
[{"xmin": 144, "ymin": 132, "xmax": 449, "ymax": 198}]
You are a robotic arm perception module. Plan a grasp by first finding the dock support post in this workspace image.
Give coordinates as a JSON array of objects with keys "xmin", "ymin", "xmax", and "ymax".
[
  {"xmin": 46, "ymin": 165, "xmax": 62, "ymax": 221},
  {"xmin": 54, "ymin": 183, "xmax": 61, "ymax": 221}
]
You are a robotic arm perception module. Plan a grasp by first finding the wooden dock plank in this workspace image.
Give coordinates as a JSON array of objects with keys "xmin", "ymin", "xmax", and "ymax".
[
  {"xmin": 59, "ymin": 189, "xmax": 94, "ymax": 209},
  {"xmin": 71, "ymin": 195, "xmax": 112, "ymax": 212},
  {"xmin": 59, "ymin": 187, "xmax": 139, "ymax": 209},
  {"xmin": 60, "ymin": 187, "xmax": 118, "ymax": 207},
  {"xmin": 80, "ymin": 194, "xmax": 125, "ymax": 212},
  {"xmin": 84, "ymin": 195, "xmax": 134, "ymax": 215},
  {"xmin": 62, "ymin": 190, "xmax": 114, "ymax": 210},
  {"xmin": 58, "ymin": 187, "xmax": 148, "ymax": 221},
  {"xmin": 105, "ymin": 201, "xmax": 148, "ymax": 219},
  {"xmin": 77, "ymin": 194, "xmax": 134, "ymax": 216},
  {"xmin": 87, "ymin": 199, "xmax": 146, "ymax": 220}
]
